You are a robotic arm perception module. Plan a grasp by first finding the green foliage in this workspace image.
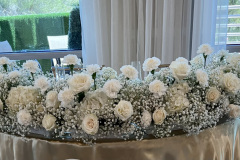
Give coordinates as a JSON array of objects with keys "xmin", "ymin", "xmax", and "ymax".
[
  {"xmin": 228, "ymin": 0, "xmax": 240, "ymax": 43},
  {"xmin": 68, "ymin": 7, "xmax": 81, "ymax": 50}
]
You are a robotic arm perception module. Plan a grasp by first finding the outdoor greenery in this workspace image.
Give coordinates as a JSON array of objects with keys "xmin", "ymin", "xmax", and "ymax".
[{"xmin": 228, "ymin": 0, "xmax": 240, "ymax": 43}]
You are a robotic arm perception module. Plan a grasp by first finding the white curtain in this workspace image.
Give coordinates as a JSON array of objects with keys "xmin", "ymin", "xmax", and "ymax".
[
  {"xmin": 191, "ymin": 0, "xmax": 229, "ymax": 58},
  {"xmin": 80, "ymin": 0, "xmax": 193, "ymax": 71}
]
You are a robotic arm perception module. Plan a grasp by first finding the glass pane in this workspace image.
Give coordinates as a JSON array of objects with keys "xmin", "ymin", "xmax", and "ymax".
[
  {"xmin": 228, "ymin": 0, "xmax": 240, "ymax": 44},
  {"xmin": 0, "ymin": 0, "xmax": 81, "ymax": 52}
]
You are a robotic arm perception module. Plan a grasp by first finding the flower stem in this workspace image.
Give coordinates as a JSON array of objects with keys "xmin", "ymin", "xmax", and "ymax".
[
  {"xmin": 3, "ymin": 64, "xmax": 7, "ymax": 73},
  {"xmin": 151, "ymin": 70, "xmax": 155, "ymax": 75},
  {"xmin": 69, "ymin": 65, "xmax": 74, "ymax": 76},
  {"xmin": 203, "ymin": 54, "xmax": 208, "ymax": 69},
  {"xmin": 92, "ymin": 72, "xmax": 97, "ymax": 90},
  {"xmin": 31, "ymin": 72, "xmax": 34, "ymax": 81}
]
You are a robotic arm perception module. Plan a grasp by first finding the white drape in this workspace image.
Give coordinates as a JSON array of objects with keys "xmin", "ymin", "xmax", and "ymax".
[
  {"xmin": 191, "ymin": 0, "xmax": 229, "ymax": 58},
  {"xmin": 80, "ymin": 0, "xmax": 193, "ymax": 71}
]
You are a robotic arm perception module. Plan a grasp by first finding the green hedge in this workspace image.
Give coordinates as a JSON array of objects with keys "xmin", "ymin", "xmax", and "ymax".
[{"xmin": 0, "ymin": 13, "xmax": 70, "ymax": 51}]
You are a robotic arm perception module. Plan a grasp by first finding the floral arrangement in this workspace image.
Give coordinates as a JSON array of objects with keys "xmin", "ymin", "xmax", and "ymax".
[{"xmin": 0, "ymin": 46, "xmax": 240, "ymax": 144}]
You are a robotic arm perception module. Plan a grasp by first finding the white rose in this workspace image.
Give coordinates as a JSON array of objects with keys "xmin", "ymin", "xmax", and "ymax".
[
  {"xmin": 141, "ymin": 110, "xmax": 152, "ymax": 128},
  {"xmin": 103, "ymin": 79, "xmax": 122, "ymax": 98},
  {"xmin": 143, "ymin": 57, "xmax": 161, "ymax": 72},
  {"xmin": 0, "ymin": 57, "xmax": 10, "ymax": 65},
  {"xmin": 67, "ymin": 73, "xmax": 92, "ymax": 94},
  {"xmin": 169, "ymin": 61, "xmax": 191, "ymax": 81},
  {"xmin": 23, "ymin": 60, "xmax": 39, "ymax": 73},
  {"xmin": 82, "ymin": 114, "xmax": 99, "ymax": 135},
  {"xmin": 34, "ymin": 76, "xmax": 50, "ymax": 93},
  {"xmin": 8, "ymin": 70, "xmax": 21, "ymax": 78},
  {"xmin": 58, "ymin": 88, "xmax": 75, "ymax": 107},
  {"xmin": 0, "ymin": 99, "xmax": 3, "ymax": 111},
  {"xmin": 114, "ymin": 100, "xmax": 133, "ymax": 121},
  {"xmin": 195, "ymin": 69, "xmax": 209, "ymax": 87},
  {"xmin": 227, "ymin": 53, "xmax": 240, "ymax": 67},
  {"xmin": 120, "ymin": 65, "xmax": 138, "ymax": 80},
  {"xmin": 168, "ymin": 94, "xmax": 189, "ymax": 112},
  {"xmin": 153, "ymin": 108, "xmax": 167, "ymax": 125},
  {"xmin": 206, "ymin": 87, "xmax": 220, "ymax": 103},
  {"xmin": 46, "ymin": 91, "xmax": 60, "ymax": 108},
  {"xmin": 176, "ymin": 57, "xmax": 188, "ymax": 63},
  {"xmin": 63, "ymin": 54, "xmax": 81, "ymax": 65},
  {"xmin": 222, "ymin": 73, "xmax": 240, "ymax": 94},
  {"xmin": 197, "ymin": 44, "xmax": 213, "ymax": 55},
  {"xmin": 17, "ymin": 110, "xmax": 32, "ymax": 126},
  {"xmin": 86, "ymin": 64, "xmax": 100, "ymax": 75},
  {"xmin": 42, "ymin": 114, "xmax": 56, "ymax": 131},
  {"xmin": 149, "ymin": 80, "xmax": 167, "ymax": 97},
  {"xmin": 228, "ymin": 104, "xmax": 240, "ymax": 118}
]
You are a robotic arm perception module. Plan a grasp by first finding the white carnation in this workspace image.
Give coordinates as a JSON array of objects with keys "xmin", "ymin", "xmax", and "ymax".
[
  {"xmin": 120, "ymin": 65, "xmax": 138, "ymax": 80},
  {"xmin": 149, "ymin": 80, "xmax": 167, "ymax": 97},
  {"xmin": 101, "ymin": 67, "xmax": 117, "ymax": 79},
  {"xmin": 228, "ymin": 104, "xmax": 240, "ymax": 118},
  {"xmin": 169, "ymin": 61, "xmax": 191, "ymax": 81},
  {"xmin": 58, "ymin": 88, "xmax": 75, "ymax": 107},
  {"xmin": 195, "ymin": 69, "xmax": 209, "ymax": 87},
  {"xmin": 103, "ymin": 79, "xmax": 122, "ymax": 98},
  {"xmin": 17, "ymin": 110, "xmax": 32, "ymax": 126},
  {"xmin": 34, "ymin": 76, "xmax": 50, "ymax": 93},
  {"xmin": 141, "ymin": 110, "xmax": 152, "ymax": 128},
  {"xmin": 67, "ymin": 73, "xmax": 92, "ymax": 94},
  {"xmin": 46, "ymin": 91, "xmax": 60, "ymax": 108},
  {"xmin": 0, "ymin": 57, "xmax": 10, "ymax": 65},
  {"xmin": 143, "ymin": 57, "xmax": 161, "ymax": 72},
  {"xmin": 114, "ymin": 100, "xmax": 133, "ymax": 121},
  {"xmin": 42, "ymin": 114, "xmax": 56, "ymax": 131},
  {"xmin": 153, "ymin": 108, "xmax": 167, "ymax": 125},
  {"xmin": 197, "ymin": 44, "xmax": 213, "ymax": 55},
  {"xmin": 190, "ymin": 54, "xmax": 204, "ymax": 66},
  {"xmin": 227, "ymin": 53, "xmax": 240, "ymax": 67},
  {"xmin": 23, "ymin": 60, "xmax": 39, "ymax": 73},
  {"xmin": 82, "ymin": 114, "xmax": 99, "ymax": 135},
  {"xmin": 8, "ymin": 70, "xmax": 21, "ymax": 78},
  {"xmin": 63, "ymin": 54, "xmax": 81, "ymax": 65},
  {"xmin": 222, "ymin": 73, "xmax": 240, "ymax": 94},
  {"xmin": 168, "ymin": 94, "xmax": 189, "ymax": 113},
  {"xmin": 86, "ymin": 64, "xmax": 100, "ymax": 75},
  {"xmin": 176, "ymin": 57, "xmax": 188, "ymax": 63},
  {"xmin": 206, "ymin": 87, "xmax": 220, "ymax": 103}
]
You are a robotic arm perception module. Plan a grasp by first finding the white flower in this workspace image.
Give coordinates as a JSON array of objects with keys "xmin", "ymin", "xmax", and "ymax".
[
  {"xmin": 206, "ymin": 87, "xmax": 220, "ymax": 103},
  {"xmin": 0, "ymin": 57, "xmax": 10, "ymax": 65},
  {"xmin": 67, "ymin": 73, "xmax": 92, "ymax": 94},
  {"xmin": 169, "ymin": 61, "xmax": 191, "ymax": 81},
  {"xmin": 6, "ymin": 86, "xmax": 40, "ymax": 112},
  {"xmin": 23, "ymin": 60, "xmax": 39, "ymax": 73},
  {"xmin": 195, "ymin": 69, "xmax": 209, "ymax": 87},
  {"xmin": 143, "ymin": 57, "xmax": 161, "ymax": 72},
  {"xmin": 34, "ymin": 76, "xmax": 50, "ymax": 93},
  {"xmin": 82, "ymin": 114, "xmax": 99, "ymax": 135},
  {"xmin": 141, "ymin": 110, "xmax": 152, "ymax": 128},
  {"xmin": 42, "ymin": 114, "xmax": 56, "ymax": 131},
  {"xmin": 197, "ymin": 44, "xmax": 213, "ymax": 55},
  {"xmin": 0, "ymin": 99, "xmax": 3, "ymax": 111},
  {"xmin": 8, "ymin": 70, "xmax": 21, "ymax": 78},
  {"xmin": 168, "ymin": 94, "xmax": 189, "ymax": 112},
  {"xmin": 46, "ymin": 91, "xmax": 60, "ymax": 108},
  {"xmin": 149, "ymin": 80, "xmax": 167, "ymax": 97},
  {"xmin": 190, "ymin": 54, "xmax": 204, "ymax": 66},
  {"xmin": 217, "ymin": 49, "xmax": 229, "ymax": 57},
  {"xmin": 58, "ymin": 88, "xmax": 75, "ymax": 107},
  {"xmin": 228, "ymin": 104, "xmax": 240, "ymax": 118},
  {"xmin": 63, "ymin": 54, "xmax": 81, "ymax": 65},
  {"xmin": 101, "ymin": 67, "xmax": 117, "ymax": 79},
  {"xmin": 103, "ymin": 79, "xmax": 122, "ymax": 98},
  {"xmin": 227, "ymin": 53, "xmax": 240, "ymax": 67},
  {"xmin": 17, "ymin": 110, "xmax": 32, "ymax": 126},
  {"xmin": 153, "ymin": 108, "xmax": 167, "ymax": 125},
  {"xmin": 0, "ymin": 73, "xmax": 5, "ymax": 80},
  {"xmin": 176, "ymin": 57, "xmax": 188, "ymax": 63},
  {"xmin": 120, "ymin": 65, "xmax": 138, "ymax": 80},
  {"xmin": 86, "ymin": 64, "xmax": 100, "ymax": 75},
  {"xmin": 221, "ymin": 73, "xmax": 240, "ymax": 94},
  {"xmin": 114, "ymin": 100, "xmax": 133, "ymax": 121}
]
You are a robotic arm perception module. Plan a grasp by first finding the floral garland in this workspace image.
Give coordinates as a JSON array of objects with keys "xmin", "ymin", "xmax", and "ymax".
[{"xmin": 0, "ymin": 45, "xmax": 240, "ymax": 144}]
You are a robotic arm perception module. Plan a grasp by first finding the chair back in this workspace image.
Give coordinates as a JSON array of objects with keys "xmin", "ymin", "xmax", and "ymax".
[
  {"xmin": 0, "ymin": 41, "xmax": 13, "ymax": 52},
  {"xmin": 47, "ymin": 35, "xmax": 68, "ymax": 50}
]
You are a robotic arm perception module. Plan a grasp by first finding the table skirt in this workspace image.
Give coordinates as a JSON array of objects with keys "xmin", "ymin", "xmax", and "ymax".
[{"xmin": 0, "ymin": 119, "xmax": 240, "ymax": 160}]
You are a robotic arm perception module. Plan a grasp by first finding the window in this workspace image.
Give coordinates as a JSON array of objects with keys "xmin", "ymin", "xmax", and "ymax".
[
  {"xmin": 228, "ymin": 0, "xmax": 240, "ymax": 44},
  {"xmin": 0, "ymin": 0, "xmax": 81, "ymax": 52}
]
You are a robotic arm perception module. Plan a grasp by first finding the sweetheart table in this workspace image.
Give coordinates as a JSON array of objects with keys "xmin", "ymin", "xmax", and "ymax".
[{"xmin": 0, "ymin": 119, "xmax": 239, "ymax": 160}]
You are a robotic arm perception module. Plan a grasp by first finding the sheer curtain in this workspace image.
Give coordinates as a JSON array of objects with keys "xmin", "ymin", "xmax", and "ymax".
[
  {"xmin": 80, "ymin": 0, "xmax": 193, "ymax": 71},
  {"xmin": 191, "ymin": 0, "xmax": 229, "ymax": 58}
]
